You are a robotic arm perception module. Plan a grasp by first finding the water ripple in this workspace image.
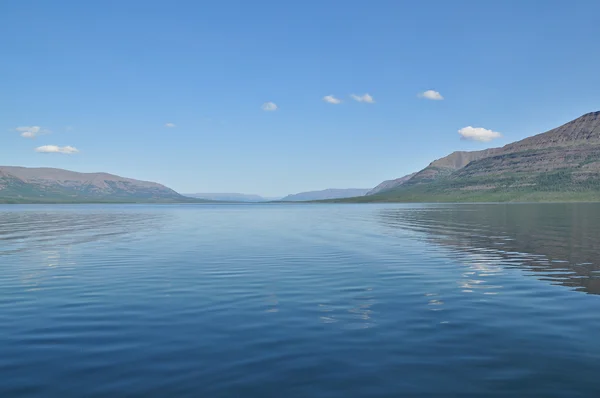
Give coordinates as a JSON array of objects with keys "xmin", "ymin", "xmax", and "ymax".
[{"xmin": 1, "ymin": 203, "xmax": 600, "ymax": 397}]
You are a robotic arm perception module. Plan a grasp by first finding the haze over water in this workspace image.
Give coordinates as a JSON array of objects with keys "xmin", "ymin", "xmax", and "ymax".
[{"xmin": 2, "ymin": 203, "xmax": 600, "ymax": 397}]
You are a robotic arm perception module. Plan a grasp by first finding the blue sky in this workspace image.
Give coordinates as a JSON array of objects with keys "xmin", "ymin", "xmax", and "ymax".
[{"xmin": 2, "ymin": 0, "xmax": 600, "ymax": 196}]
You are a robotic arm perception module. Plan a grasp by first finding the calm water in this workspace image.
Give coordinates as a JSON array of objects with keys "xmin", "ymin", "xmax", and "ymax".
[{"xmin": 2, "ymin": 203, "xmax": 600, "ymax": 397}]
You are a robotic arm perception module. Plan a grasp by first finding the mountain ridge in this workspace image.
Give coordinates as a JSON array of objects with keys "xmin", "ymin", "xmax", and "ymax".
[
  {"xmin": 0, "ymin": 166, "xmax": 201, "ymax": 203},
  {"xmin": 4, "ymin": 111, "xmax": 600, "ymax": 204},
  {"xmin": 281, "ymin": 188, "xmax": 370, "ymax": 202},
  {"xmin": 367, "ymin": 173, "xmax": 417, "ymax": 195},
  {"xmin": 184, "ymin": 193, "xmax": 279, "ymax": 202},
  {"xmin": 347, "ymin": 111, "xmax": 600, "ymax": 202}
]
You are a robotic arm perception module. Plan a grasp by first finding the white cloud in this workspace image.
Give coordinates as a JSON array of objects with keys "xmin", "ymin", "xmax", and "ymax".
[
  {"xmin": 458, "ymin": 126, "xmax": 502, "ymax": 142},
  {"xmin": 350, "ymin": 93, "xmax": 375, "ymax": 103},
  {"xmin": 261, "ymin": 102, "xmax": 278, "ymax": 111},
  {"xmin": 165, "ymin": 122, "xmax": 176, "ymax": 128},
  {"xmin": 323, "ymin": 95, "xmax": 342, "ymax": 104},
  {"xmin": 418, "ymin": 90, "xmax": 444, "ymax": 100},
  {"xmin": 16, "ymin": 125, "xmax": 50, "ymax": 138},
  {"xmin": 35, "ymin": 145, "xmax": 79, "ymax": 154}
]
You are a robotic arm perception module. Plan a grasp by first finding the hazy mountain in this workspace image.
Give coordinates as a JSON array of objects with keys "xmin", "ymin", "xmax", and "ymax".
[
  {"xmin": 184, "ymin": 193, "xmax": 279, "ymax": 202},
  {"xmin": 367, "ymin": 173, "xmax": 417, "ymax": 195},
  {"xmin": 352, "ymin": 111, "xmax": 600, "ymax": 202},
  {"xmin": 281, "ymin": 188, "xmax": 370, "ymax": 201},
  {"xmin": 0, "ymin": 166, "xmax": 199, "ymax": 203}
]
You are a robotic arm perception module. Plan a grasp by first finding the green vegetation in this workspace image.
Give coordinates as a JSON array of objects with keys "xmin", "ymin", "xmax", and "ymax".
[
  {"xmin": 0, "ymin": 197, "xmax": 208, "ymax": 204},
  {"xmin": 0, "ymin": 168, "xmax": 213, "ymax": 204},
  {"xmin": 0, "ymin": 177, "xmax": 209, "ymax": 204},
  {"xmin": 333, "ymin": 167, "xmax": 600, "ymax": 203},
  {"xmin": 332, "ymin": 188, "xmax": 600, "ymax": 203}
]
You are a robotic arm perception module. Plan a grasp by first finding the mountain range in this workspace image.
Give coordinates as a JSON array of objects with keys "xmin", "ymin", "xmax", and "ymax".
[
  {"xmin": 347, "ymin": 110, "xmax": 600, "ymax": 202},
  {"xmin": 184, "ymin": 193, "xmax": 280, "ymax": 202},
  {"xmin": 0, "ymin": 166, "xmax": 201, "ymax": 203},
  {"xmin": 0, "ymin": 167, "xmax": 367, "ymax": 204},
  {"xmin": 2, "ymin": 111, "xmax": 600, "ymax": 204},
  {"xmin": 280, "ymin": 188, "xmax": 370, "ymax": 201}
]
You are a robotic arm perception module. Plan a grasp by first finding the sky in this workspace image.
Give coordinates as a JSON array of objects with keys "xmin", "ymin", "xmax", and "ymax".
[{"xmin": 2, "ymin": 0, "xmax": 600, "ymax": 197}]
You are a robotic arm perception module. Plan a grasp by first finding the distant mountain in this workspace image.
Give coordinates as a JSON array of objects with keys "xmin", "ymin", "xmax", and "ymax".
[
  {"xmin": 184, "ymin": 193, "xmax": 279, "ymax": 202},
  {"xmin": 281, "ymin": 188, "xmax": 370, "ymax": 201},
  {"xmin": 367, "ymin": 173, "xmax": 417, "ymax": 195},
  {"xmin": 349, "ymin": 110, "xmax": 600, "ymax": 202},
  {"xmin": 0, "ymin": 166, "xmax": 201, "ymax": 203}
]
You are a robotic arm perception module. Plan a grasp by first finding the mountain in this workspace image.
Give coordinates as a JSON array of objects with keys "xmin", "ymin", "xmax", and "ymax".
[
  {"xmin": 281, "ymin": 188, "xmax": 370, "ymax": 201},
  {"xmin": 0, "ymin": 166, "xmax": 200, "ymax": 203},
  {"xmin": 367, "ymin": 173, "xmax": 417, "ymax": 195},
  {"xmin": 406, "ymin": 149, "xmax": 500, "ymax": 185},
  {"xmin": 353, "ymin": 111, "xmax": 600, "ymax": 202},
  {"xmin": 184, "ymin": 193, "xmax": 279, "ymax": 202}
]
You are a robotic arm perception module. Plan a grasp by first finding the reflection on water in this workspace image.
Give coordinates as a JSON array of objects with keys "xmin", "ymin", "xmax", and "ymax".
[
  {"xmin": 379, "ymin": 203, "xmax": 600, "ymax": 294},
  {"xmin": 3, "ymin": 203, "xmax": 600, "ymax": 397},
  {"xmin": 0, "ymin": 206, "xmax": 167, "ymax": 292},
  {"xmin": 317, "ymin": 286, "xmax": 376, "ymax": 329},
  {"xmin": 0, "ymin": 207, "xmax": 166, "ymax": 256}
]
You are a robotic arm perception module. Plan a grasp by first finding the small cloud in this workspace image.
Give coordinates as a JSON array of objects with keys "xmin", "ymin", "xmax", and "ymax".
[
  {"xmin": 165, "ymin": 122, "xmax": 176, "ymax": 128},
  {"xmin": 16, "ymin": 125, "xmax": 50, "ymax": 138},
  {"xmin": 458, "ymin": 126, "xmax": 502, "ymax": 142},
  {"xmin": 323, "ymin": 95, "xmax": 342, "ymax": 104},
  {"xmin": 65, "ymin": 125, "xmax": 74, "ymax": 131},
  {"xmin": 418, "ymin": 90, "xmax": 444, "ymax": 100},
  {"xmin": 350, "ymin": 93, "xmax": 375, "ymax": 103},
  {"xmin": 35, "ymin": 145, "xmax": 79, "ymax": 154},
  {"xmin": 261, "ymin": 102, "xmax": 278, "ymax": 111}
]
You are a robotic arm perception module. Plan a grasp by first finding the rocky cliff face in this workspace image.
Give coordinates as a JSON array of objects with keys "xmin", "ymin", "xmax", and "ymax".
[
  {"xmin": 0, "ymin": 166, "xmax": 187, "ymax": 202},
  {"xmin": 502, "ymin": 111, "xmax": 600, "ymax": 153}
]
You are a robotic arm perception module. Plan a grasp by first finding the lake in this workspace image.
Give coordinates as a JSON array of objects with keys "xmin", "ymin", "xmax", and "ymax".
[{"xmin": 2, "ymin": 203, "xmax": 600, "ymax": 397}]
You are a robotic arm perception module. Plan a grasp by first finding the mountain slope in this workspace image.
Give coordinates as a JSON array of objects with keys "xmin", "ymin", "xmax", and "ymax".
[
  {"xmin": 184, "ymin": 193, "xmax": 277, "ymax": 202},
  {"xmin": 405, "ymin": 149, "xmax": 501, "ymax": 185},
  {"xmin": 281, "ymin": 188, "xmax": 370, "ymax": 201},
  {"xmin": 0, "ymin": 166, "xmax": 198, "ymax": 203},
  {"xmin": 367, "ymin": 173, "xmax": 417, "ymax": 195},
  {"xmin": 356, "ymin": 111, "xmax": 600, "ymax": 202}
]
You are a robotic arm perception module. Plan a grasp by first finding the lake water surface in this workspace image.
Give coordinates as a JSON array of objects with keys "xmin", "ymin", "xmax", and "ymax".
[{"xmin": 2, "ymin": 203, "xmax": 600, "ymax": 397}]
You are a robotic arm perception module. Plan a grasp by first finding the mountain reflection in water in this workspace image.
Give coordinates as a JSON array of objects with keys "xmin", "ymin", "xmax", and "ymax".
[{"xmin": 378, "ymin": 203, "xmax": 600, "ymax": 295}]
